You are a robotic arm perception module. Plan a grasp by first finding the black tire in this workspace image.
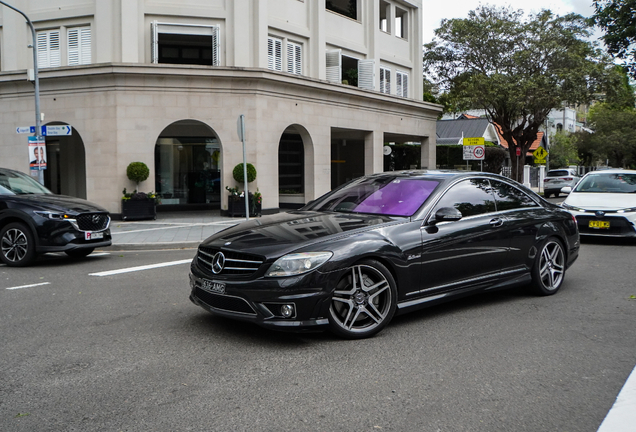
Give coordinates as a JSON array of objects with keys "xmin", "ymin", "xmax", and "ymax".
[
  {"xmin": 0, "ymin": 222, "xmax": 37, "ymax": 267},
  {"xmin": 65, "ymin": 248, "xmax": 94, "ymax": 259},
  {"xmin": 555, "ymin": 192, "xmax": 560, "ymax": 198},
  {"xmin": 544, "ymin": 192, "xmax": 551, "ymax": 199},
  {"xmin": 328, "ymin": 260, "xmax": 397, "ymax": 339},
  {"xmin": 529, "ymin": 237, "xmax": 566, "ymax": 296}
]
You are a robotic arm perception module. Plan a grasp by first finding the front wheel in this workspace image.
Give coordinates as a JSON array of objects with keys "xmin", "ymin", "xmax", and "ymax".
[
  {"xmin": 328, "ymin": 260, "xmax": 397, "ymax": 339},
  {"xmin": 0, "ymin": 222, "xmax": 37, "ymax": 267},
  {"xmin": 529, "ymin": 237, "xmax": 566, "ymax": 296}
]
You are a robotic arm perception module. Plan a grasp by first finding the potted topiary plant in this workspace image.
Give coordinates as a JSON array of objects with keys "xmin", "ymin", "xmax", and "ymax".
[
  {"xmin": 227, "ymin": 163, "xmax": 260, "ymax": 217},
  {"xmin": 121, "ymin": 162, "xmax": 159, "ymax": 220}
]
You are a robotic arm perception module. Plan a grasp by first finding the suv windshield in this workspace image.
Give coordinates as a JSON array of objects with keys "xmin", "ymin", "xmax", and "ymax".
[
  {"xmin": 0, "ymin": 170, "xmax": 52, "ymax": 195},
  {"xmin": 547, "ymin": 170, "xmax": 573, "ymax": 177},
  {"xmin": 573, "ymin": 173, "xmax": 636, "ymax": 193},
  {"xmin": 306, "ymin": 177, "xmax": 440, "ymax": 216}
]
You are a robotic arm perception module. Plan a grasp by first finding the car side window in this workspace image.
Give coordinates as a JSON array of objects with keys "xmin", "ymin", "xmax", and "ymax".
[
  {"xmin": 432, "ymin": 179, "xmax": 496, "ymax": 218},
  {"xmin": 489, "ymin": 180, "xmax": 539, "ymax": 211}
]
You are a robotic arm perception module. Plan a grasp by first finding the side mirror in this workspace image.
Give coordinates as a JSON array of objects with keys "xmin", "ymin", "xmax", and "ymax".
[
  {"xmin": 431, "ymin": 207, "xmax": 463, "ymax": 224},
  {"xmin": 561, "ymin": 187, "xmax": 572, "ymax": 195}
]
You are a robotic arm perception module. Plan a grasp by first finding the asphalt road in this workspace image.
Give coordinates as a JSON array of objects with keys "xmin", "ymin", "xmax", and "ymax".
[{"xmin": 1, "ymin": 238, "xmax": 635, "ymax": 432}]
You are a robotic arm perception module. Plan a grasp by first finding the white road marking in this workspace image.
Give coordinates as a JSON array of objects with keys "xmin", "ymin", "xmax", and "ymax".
[
  {"xmin": 111, "ymin": 221, "xmax": 236, "ymax": 235},
  {"xmin": 598, "ymin": 365, "xmax": 636, "ymax": 432},
  {"xmin": 89, "ymin": 259, "xmax": 192, "ymax": 277},
  {"xmin": 6, "ymin": 282, "xmax": 51, "ymax": 290},
  {"xmin": 89, "ymin": 252, "xmax": 110, "ymax": 257}
]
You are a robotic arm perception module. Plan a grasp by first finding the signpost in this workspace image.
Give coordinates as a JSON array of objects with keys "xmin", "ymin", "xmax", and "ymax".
[
  {"xmin": 237, "ymin": 115, "xmax": 249, "ymax": 221},
  {"xmin": 463, "ymin": 137, "xmax": 485, "ymax": 171},
  {"xmin": 16, "ymin": 125, "xmax": 72, "ymax": 136}
]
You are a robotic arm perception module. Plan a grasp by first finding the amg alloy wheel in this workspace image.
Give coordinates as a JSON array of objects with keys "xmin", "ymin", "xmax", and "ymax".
[
  {"xmin": 328, "ymin": 260, "xmax": 397, "ymax": 339},
  {"xmin": 530, "ymin": 237, "xmax": 565, "ymax": 295},
  {"xmin": 0, "ymin": 222, "xmax": 36, "ymax": 267}
]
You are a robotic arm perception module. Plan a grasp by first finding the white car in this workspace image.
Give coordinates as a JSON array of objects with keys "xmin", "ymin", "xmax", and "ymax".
[
  {"xmin": 561, "ymin": 169, "xmax": 636, "ymax": 237},
  {"xmin": 543, "ymin": 169, "xmax": 580, "ymax": 198}
]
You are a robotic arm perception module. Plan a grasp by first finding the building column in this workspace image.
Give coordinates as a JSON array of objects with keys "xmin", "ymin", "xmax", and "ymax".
[
  {"xmin": 421, "ymin": 136, "xmax": 436, "ymax": 169},
  {"xmin": 365, "ymin": 131, "xmax": 383, "ymax": 175}
]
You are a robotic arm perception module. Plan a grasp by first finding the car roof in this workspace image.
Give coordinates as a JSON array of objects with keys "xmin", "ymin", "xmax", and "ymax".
[
  {"xmin": 582, "ymin": 169, "xmax": 636, "ymax": 175},
  {"xmin": 366, "ymin": 169, "xmax": 507, "ymax": 182}
]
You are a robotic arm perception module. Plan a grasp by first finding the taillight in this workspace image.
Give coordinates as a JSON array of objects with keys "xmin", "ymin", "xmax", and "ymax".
[{"xmin": 562, "ymin": 177, "xmax": 573, "ymax": 181}]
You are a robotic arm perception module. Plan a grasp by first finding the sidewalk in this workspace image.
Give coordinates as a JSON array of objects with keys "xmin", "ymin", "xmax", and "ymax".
[{"xmin": 107, "ymin": 210, "xmax": 241, "ymax": 250}]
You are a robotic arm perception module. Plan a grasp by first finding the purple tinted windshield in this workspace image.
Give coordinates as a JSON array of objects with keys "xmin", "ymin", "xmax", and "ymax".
[{"xmin": 354, "ymin": 179, "xmax": 438, "ymax": 216}]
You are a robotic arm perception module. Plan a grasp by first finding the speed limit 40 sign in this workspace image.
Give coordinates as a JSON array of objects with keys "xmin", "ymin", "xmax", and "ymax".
[{"xmin": 463, "ymin": 137, "xmax": 485, "ymax": 160}]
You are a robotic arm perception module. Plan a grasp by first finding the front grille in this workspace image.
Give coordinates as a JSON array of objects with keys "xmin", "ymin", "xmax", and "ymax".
[
  {"xmin": 194, "ymin": 287, "xmax": 256, "ymax": 315},
  {"xmin": 76, "ymin": 213, "xmax": 110, "ymax": 231},
  {"xmin": 576, "ymin": 215, "xmax": 635, "ymax": 236},
  {"xmin": 197, "ymin": 247, "xmax": 264, "ymax": 277}
]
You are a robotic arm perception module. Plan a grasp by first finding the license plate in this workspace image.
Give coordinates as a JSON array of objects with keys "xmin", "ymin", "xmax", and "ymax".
[
  {"xmin": 201, "ymin": 279, "xmax": 226, "ymax": 294},
  {"xmin": 589, "ymin": 220, "xmax": 610, "ymax": 229},
  {"xmin": 85, "ymin": 232, "xmax": 103, "ymax": 240}
]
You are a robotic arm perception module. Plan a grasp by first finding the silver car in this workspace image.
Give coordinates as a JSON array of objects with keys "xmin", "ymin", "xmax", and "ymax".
[{"xmin": 543, "ymin": 169, "xmax": 580, "ymax": 198}]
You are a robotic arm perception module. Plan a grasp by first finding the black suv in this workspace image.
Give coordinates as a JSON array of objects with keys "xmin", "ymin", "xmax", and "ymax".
[{"xmin": 0, "ymin": 167, "xmax": 111, "ymax": 266}]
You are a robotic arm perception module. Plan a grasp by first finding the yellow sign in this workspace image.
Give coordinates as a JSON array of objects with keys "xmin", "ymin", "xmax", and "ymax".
[
  {"xmin": 533, "ymin": 147, "xmax": 548, "ymax": 160},
  {"xmin": 463, "ymin": 137, "xmax": 485, "ymax": 146}
]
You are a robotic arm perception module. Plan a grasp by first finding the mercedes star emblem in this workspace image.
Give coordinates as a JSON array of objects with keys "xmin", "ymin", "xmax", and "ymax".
[{"xmin": 212, "ymin": 252, "xmax": 226, "ymax": 274}]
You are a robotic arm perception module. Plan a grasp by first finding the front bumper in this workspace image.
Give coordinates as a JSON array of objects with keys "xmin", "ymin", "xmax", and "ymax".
[
  {"xmin": 568, "ymin": 211, "xmax": 636, "ymax": 238},
  {"xmin": 36, "ymin": 224, "xmax": 112, "ymax": 253},
  {"xmin": 189, "ymin": 262, "xmax": 340, "ymax": 331}
]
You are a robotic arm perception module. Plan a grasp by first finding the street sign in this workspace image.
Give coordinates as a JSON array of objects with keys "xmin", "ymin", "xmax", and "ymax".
[
  {"xmin": 42, "ymin": 125, "xmax": 72, "ymax": 136},
  {"xmin": 533, "ymin": 147, "xmax": 548, "ymax": 164},
  {"xmin": 462, "ymin": 137, "xmax": 485, "ymax": 160},
  {"xmin": 16, "ymin": 126, "xmax": 36, "ymax": 134}
]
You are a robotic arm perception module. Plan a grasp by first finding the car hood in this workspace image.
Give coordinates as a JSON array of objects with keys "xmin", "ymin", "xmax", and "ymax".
[
  {"xmin": 200, "ymin": 211, "xmax": 402, "ymax": 258},
  {"xmin": 9, "ymin": 194, "xmax": 108, "ymax": 213},
  {"xmin": 564, "ymin": 193, "xmax": 636, "ymax": 210}
]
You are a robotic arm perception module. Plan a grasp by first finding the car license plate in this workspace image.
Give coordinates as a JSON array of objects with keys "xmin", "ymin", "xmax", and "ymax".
[
  {"xmin": 589, "ymin": 220, "xmax": 610, "ymax": 229},
  {"xmin": 201, "ymin": 279, "xmax": 226, "ymax": 294},
  {"xmin": 85, "ymin": 232, "xmax": 104, "ymax": 240}
]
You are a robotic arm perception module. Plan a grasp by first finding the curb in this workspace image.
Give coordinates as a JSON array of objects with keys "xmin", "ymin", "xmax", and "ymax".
[{"xmin": 106, "ymin": 241, "xmax": 201, "ymax": 251}]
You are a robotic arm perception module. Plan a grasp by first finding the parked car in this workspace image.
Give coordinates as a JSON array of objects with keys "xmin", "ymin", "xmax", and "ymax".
[
  {"xmin": 0, "ymin": 167, "xmax": 111, "ymax": 266},
  {"xmin": 543, "ymin": 168, "xmax": 580, "ymax": 198},
  {"xmin": 189, "ymin": 170, "xmax": 580, "ymax": 339},
  {"xmin": 561, "ymin": 169, "xmax": 636, "ymax": 237}
]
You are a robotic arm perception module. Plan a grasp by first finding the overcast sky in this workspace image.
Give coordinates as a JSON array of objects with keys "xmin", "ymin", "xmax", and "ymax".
[{"xmin": 422, "ymin": 0, "xmax": 598, "ymax": 43}]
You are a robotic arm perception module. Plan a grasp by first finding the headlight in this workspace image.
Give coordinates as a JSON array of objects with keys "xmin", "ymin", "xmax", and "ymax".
[
  {"xmin": 561, "ymin": 203, "xmax": 584, "ymax": 212},
  {"xmin": 34, "ymin": 211, "xmax": 74, "ymax": 220},
  {"xmin": 266, "ymin": 252, "xmax": 333, "ymax": 277},
  {"xmin": 617, "ymin": 207, "xmax": 636, "ymax": 213}
]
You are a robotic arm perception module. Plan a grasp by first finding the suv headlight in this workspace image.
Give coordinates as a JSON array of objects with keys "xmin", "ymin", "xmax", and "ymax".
[
  {"xmin": 266, "ymin": 252, "xmax": 333, "ymax": 277},
  {"xmin": 618, "ymin": 207, "xmax": 636, "ymax": 213},
  {"xmin": 34, "ymin": 211, "xmax": 74, "ymax": 220}
]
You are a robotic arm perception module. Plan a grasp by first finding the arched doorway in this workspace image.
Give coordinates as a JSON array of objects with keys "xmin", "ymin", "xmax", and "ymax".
[
  {"xmin": 42, "ymin": 122, "xmax": 87, "ymax": 199},
  {"xmin": 154, "ymin": 120, "xmax": 221, "ymax": 208},
  {"xmin": 278, "ymin": 125, "xmax": 308, "ymax": 209}
]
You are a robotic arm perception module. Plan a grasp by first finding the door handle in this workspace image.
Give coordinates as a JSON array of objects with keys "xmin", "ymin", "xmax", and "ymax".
[{"xmin": 489, "ymin": 217, "xmax": 504, "ymax": 227}]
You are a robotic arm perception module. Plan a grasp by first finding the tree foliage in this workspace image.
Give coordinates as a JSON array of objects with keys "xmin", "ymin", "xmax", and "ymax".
[
  {"xmin": 576, "ymin": 104, "xmax": 636, "ymax": 168},
  {"xmin": 592, "ymin": 0, "xmax": 636, "ymax": 79},
  {"xmin": 548, "ymin": 132, "xmax": 580, "ymax": 168},
  {"xmin": 423, "ymin": 6, "xmax": 617, "ymax": 181}
]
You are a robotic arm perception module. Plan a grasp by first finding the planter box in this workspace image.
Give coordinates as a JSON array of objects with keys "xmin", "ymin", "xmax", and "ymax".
[
  {"xmin": 122, "ymin": 199, "xmax": 156, "ymax": 221},
  {"xmin": 228, "ymin": 198, "xmax": 261, "ymax": 217}
]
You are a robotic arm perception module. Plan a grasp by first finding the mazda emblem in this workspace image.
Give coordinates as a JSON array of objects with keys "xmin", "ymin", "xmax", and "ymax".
[
  {"xmin": 212, "ymin": 252, "xmax": 226, "ymax": 274},
  {"xmin": 92, "ymin": 214, "xmax": 101, "ymax": 224}
]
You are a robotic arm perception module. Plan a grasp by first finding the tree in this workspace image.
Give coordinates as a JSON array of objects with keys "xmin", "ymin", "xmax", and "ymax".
[
  {"xmin": 580, "ymin": 104, "xmax": 636, "ymax": 168},
  {"xmin": 548, "ymin": 132, "xmax": 580, "ymax": 168},
  {"xmin": 592, "ymin": 0, "xmax": 636, "ymax": 79},
  {"xmin": 423, "ymin": 6, "xmax": 616, "ymax": 182}
]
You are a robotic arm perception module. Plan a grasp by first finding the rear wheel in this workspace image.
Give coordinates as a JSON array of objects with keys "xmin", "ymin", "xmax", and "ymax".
[
  {"xmin": 529, "ymin": 237, "xmax": 565, "ymax": 296},
  {"xmin": 0, "ymin": 222, "xmax": 36, "ymax": 267},
  {"xmin": 543, "ymin": 192, "xmax": 551, "ymax": 199},
  {"xmin": 328, "ymin": 260, "xmax": 397, "ymax": 339},
  {"xmin": 65, "ymin": 248, "xmax": 94, "ymax": 259}
]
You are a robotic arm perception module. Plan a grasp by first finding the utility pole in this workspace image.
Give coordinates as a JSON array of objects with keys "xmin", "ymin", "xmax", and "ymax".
[{"xmin": 0, "ymin": 1, "xmax": 43, "ymax": 185}]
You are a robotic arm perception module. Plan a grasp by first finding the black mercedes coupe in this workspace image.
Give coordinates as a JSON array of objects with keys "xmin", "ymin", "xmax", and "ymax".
[
  {"xmin": 189, "ymin": 171, "xmax": 579, "ymax": 338},
  {"xmin": 0, "ymin": 167, "xmax": 111, "ymax": 266}
]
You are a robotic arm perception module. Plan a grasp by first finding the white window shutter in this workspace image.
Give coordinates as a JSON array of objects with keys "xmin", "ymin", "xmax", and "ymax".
[
  {"xmin": 37, "ymin": 31, "xmax": 49, "ymax": 68},
  {"xmin": 396, "ymin": 72, "xmax": 402, "ymax": 96},
  {"xmin": 402, "ymin": 73, "xmax": 408, "ymax": 97},
  {"xmin": 49, "ymin": 31, "xmax": 61, "ymax": 67},
  {"xmin": 211, "ymin": 25, "xmax": 220, "ymax": 66},
  {"xmin": 326, "ymin": 49, "xmax": 342, "ymax": 83},
  {"xmin": 68, "ymin": 28, "xmax": 79, "ymax": 65},
  {"xmin": 80, "ymin": 27, "xmax": 91, "ymax": 65},
  {"xmin": 268, "ymin": 37, "xmax": 282, "ymax": 71},
  {"xmin": 151, "ymin": 21, "xmax": 158, "ymax": 64},
  {"xmin": 38, "ymin": 30, "xmax": 61, "ymax": 68},
  {"xmin": 287, "ymin": 42, "xmax": 302, "ymax": 75},
  {"xmin": 358, "ymin": 60, "xmax": 375, "ymax": 90}
]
